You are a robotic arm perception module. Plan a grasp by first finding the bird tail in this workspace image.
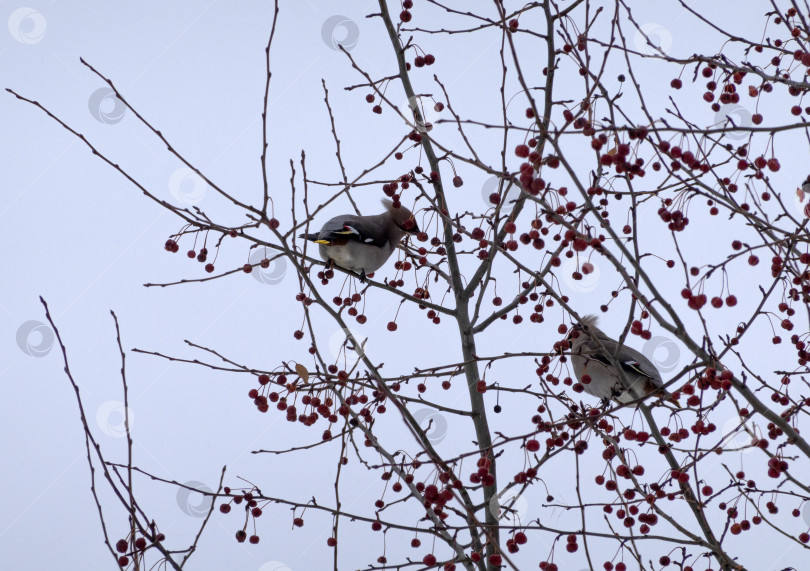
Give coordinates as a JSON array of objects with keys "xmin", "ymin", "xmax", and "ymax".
[{"xmin": 299, "ymin": 232, "xmax": 324, "ymax": 243}]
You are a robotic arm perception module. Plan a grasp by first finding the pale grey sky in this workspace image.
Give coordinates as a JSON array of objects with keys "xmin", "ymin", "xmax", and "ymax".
[{"xmin": 2, "ymin": 2, "xmax": 807, "ymax": 570}]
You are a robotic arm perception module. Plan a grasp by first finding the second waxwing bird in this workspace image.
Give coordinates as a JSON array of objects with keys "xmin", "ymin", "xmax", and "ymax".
[
  {"xmin": 299, "ymin": 199, "xmax": 419, "ymax": 282},
  {"xmin": 566, "ymin": 315, "xmax": 680, "ymax": 407}
]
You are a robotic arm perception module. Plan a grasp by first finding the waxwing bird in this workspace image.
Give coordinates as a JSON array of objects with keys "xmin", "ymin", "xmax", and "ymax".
[
  {"xmin": 299, "ymin": 199, "xmax": 419, "ymax": 282},
  {"xmin": 566, "ymin": 315, "xmax": 680, "ymax": 407}
]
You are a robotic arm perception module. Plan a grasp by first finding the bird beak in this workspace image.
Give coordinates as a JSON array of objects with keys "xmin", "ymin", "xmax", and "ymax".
[
  {"xmin": 402, "ymin": 216, "xmax": 420, "ymax": 234},
  {"xmin": 558, "ymin": 326, "xmax": 580, "ymax": 354}
]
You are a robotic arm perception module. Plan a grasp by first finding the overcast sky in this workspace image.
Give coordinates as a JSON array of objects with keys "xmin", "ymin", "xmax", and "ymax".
[{"xmin": 2, "ymin": 2, "xmax": 807, "ymax": 570}]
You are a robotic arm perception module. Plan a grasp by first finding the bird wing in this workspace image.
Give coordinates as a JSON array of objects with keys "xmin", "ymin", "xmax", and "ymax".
[
  {"xmin": 591, "ymin": 336, "xmax": 663, "ymax": 386},
  {"xmin": 579, "ymin": 345, "xmax": 647, "ymax": 379},
  {"xmin": 316, "ymin": 215, "xmax": 389, "ymax": 248}
]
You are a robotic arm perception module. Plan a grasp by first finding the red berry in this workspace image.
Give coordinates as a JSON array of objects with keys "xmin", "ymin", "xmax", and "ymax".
[
  {"xmin": 387, "ymin": 322, "xmax": 398, "ymax": 332},
  {"xmin": 515, "ymin": 144, "xmax": 530, "ymax": 157}
]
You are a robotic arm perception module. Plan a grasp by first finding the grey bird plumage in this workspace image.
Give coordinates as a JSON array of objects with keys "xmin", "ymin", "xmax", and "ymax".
[
  {"xmin": 567, "ymin": 315, "xmax": 680, "ymax": 407},
  {"xmin": 299, "ymin": 199, "xmax": 419, "ymax": 281}
]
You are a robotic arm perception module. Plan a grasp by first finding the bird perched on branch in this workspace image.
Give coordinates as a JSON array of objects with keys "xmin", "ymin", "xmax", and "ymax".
[
  {"xmin": 299, "ymin": 199, "xmax": 419, "ymax": 282},
  {"xmin": 566, "ymin": 315, "xmax": 680, "ymax": 407}
]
